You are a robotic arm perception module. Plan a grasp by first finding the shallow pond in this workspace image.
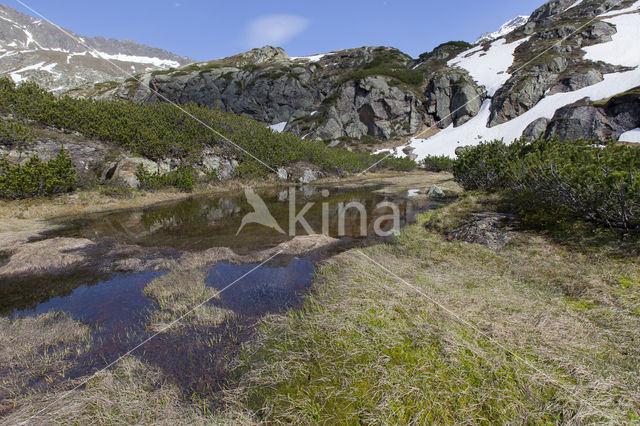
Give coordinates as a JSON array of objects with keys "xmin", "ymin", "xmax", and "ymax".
[{"xmin": 0, "ymin": 185, "xmax": 443, "ymax": 398}]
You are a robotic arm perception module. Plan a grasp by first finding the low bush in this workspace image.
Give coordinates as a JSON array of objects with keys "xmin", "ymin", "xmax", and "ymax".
[
  {"xmin": 99, "ymin": 178, "xmax": 134, "ymax": 198},
  {"xmin": 453, "ymin": 138, "xmax": 640, "ymax": 231},
  {"xmin": 136, "ymin": 165, "xmax": 196, "ymax": 192},
  {"xmin": 423, "ymin": 154, "xmax": 455, "ymax": 172},
  {"xmin": 0, "ymin": 149, "xmax": 76, "ymax": 199}
]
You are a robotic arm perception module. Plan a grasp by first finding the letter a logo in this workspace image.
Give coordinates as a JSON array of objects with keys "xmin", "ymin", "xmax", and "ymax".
[{"xmin": 236, "ymin": 188, "xmax": 285, "ymax": 235}]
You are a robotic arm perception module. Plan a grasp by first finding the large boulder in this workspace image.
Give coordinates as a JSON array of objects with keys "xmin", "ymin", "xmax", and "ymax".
[
  {"xmin": 102, "ymin": 156, "xmax": 162, "ymax": 188},
  {"xmin": 541, "ymin": 91, "xmax": 640, "ymax": 141},
  {"xmin": 447, "ymin": 213, "xmax": 519, "ymax": 250}
]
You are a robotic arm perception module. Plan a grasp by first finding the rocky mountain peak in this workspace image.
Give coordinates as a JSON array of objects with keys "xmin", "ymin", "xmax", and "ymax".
[{"xmin": 475, "ymin": 15, "xmax": 530, "ymax": 44}]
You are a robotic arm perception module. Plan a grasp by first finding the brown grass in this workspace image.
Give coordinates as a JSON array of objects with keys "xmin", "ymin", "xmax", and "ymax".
[
  {"xmin": 143, "ymin": 265, "xmax": 235, "ymax": 333},
  {"xmin": 0, "ymin": 313, "xmax": 91, "ymax": 416},
  {"xmin": 3, "ymin": 356, "xmax": 254, "ymax": 425}
]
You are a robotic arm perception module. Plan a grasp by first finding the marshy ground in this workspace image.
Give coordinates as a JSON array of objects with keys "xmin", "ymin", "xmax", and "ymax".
[{"xmin": 1, "ymin": 172, "xmax": 638, "ymax": 424}]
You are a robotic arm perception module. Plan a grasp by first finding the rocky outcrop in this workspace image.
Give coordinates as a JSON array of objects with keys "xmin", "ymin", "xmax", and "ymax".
[
  {"xmin": 489, "ymin": 4, "xmax": 622, "ymax": 127},
  {"xmin": 313, "ymin": 76, "xmax": 424, "ymax": 140},
  {"xmin": 93, "ymin": 46, "xmax": 427, "ymax": 142},
  {"xmin": 0, "ymin": 134, "xmax": 109, "ymax": 177},
  {"xmin": 425, "ymin": 70, "xmax": 485, "ymax": 128}
]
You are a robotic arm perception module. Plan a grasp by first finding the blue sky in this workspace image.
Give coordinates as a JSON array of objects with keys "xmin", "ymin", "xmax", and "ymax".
[{"xmin": 11, "ymin": 0, "xmax": 546, "ymax": 61}]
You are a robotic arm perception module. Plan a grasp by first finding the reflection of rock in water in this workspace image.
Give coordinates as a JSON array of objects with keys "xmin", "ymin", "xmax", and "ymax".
[{"xmin": 47, "ymin": 186, "xmax": 443, "ymax": 251}]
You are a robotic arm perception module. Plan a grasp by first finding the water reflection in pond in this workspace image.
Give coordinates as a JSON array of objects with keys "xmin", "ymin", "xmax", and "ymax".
[{"xmin": 48, "ymin": 186, "xmax": 440, "ymax": 253}]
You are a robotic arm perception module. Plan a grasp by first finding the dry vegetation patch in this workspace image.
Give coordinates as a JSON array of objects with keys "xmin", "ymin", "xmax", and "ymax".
[{"xmin": 0, "ymin": 313, "xmax": 91, "ymax": 415}]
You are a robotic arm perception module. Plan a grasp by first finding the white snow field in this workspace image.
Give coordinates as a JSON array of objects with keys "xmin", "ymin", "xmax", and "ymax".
[
  {"xmin": 619, "ymin": 129, "xmax": 640, "ymax": 143},
  {"xmin": 385, "ymin": 8, "xmax": 640, "ymax": 159},
  {"xmin": 447, "ymin": 37, "xmax": 529, "ymax": 96}
]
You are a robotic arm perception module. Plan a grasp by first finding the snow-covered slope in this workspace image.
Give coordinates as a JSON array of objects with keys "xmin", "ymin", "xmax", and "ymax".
[
  {"xmin": 383, "ymin": 1, "xmax": 640, "ymax": 159},
  {"xmin": 448, "ymin": 37, "xmax": 529, "ymax": 96},
  {"xmin": 0, "ymin": 4, "xmax": 193, "ymax": 93},
  {"xmin": 475, "ymin": 16, "xmax": 529, "ymax": 44}
]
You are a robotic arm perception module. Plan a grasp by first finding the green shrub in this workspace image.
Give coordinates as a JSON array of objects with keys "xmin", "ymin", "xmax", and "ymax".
[
  {"xmin": 136, "ymin": 164, "xmax": 196, "ymax": 192},
  {"xmin": 0, "ymin": 118, "xmax": 34, "ymax": 147},
  {"xmin": 453, "ymin": 140, "xmax": 514, "ymax": 190},
  {"xmin": 0, "ymin": 149, "xmax": 76, "ymax": 199},
  {"xmin": 453, "ymin": 139, "xmax": 640, "ymax": 232},
  {"xmin": 423, "ymin": 155, "xmax": 455, "ymax": 172}
]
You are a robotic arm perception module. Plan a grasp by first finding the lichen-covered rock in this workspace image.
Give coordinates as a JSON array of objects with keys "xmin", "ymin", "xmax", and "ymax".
[
  {"xmin": 523, "ymin": 117, "xmax": 550, "ymax": 140},
  {"xmin": 447, "ymin": 213, "xmax": 519, "ymax": 250}
]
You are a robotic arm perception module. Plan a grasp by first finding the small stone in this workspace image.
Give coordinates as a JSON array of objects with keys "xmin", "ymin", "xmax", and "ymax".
[{"xmin": 426, "ymin": 185, "xmax": 446, "ymax": 197}]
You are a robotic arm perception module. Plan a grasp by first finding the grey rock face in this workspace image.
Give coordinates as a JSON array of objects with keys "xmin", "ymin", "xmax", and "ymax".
[
  {"xmin": 529, "ymin": 0, "xmax": 580, "ymax": 21},
  {"xmin": 0, "ymin": 137, "xmax": 108, "ymax": 176},
  {"xmin": 314, "ymin": 77, "xmax": 423, "ymax": 140},
  {"xmin": 489, "ymin": 57, "xmax": 566, "ymax": 127},
  {"xmin": 107, "ymin": 157, "xmax": 161, "ymax": 188},
  {"xmin": 426, "ymin": 71, "xmax": 485, "ymax": 128}
]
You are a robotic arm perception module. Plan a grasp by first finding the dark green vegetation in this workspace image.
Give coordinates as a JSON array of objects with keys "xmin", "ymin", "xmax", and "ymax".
[
  {"xmin": 0, "ymin": 78, "xmax": 415, "ymax": 185},
  {"xmin": 422, "ymin": 154, "xmax": 456, "ymax": 172},
  {"xmin": 136, "ymin": 164, "xmax": 196, "ymax": 192},
  {"xmin": 454, "ymin": 139, "xmax": 640, "ymax": 231},
  {"xmin": 0, "ymin": 149, "xmax": 76, "ymax": 199},
  {"xmin": 0, "ymin": 117, "xmax": 33, "ymax": 148}
]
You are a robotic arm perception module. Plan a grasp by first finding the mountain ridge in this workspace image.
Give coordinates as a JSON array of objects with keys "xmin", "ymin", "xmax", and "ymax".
[
  {"xmin": 0, "ymin": 4, "xmax": 193, "ymax": 93},
  {"xmin": 2, "ymin": 0, "xmax": 640, "ymax": 158}
]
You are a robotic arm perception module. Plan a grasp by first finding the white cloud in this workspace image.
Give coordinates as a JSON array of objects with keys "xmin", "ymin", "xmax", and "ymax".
[{"xmin": 245, "ymin": 15, "xmax": 310, "ymax": 48}]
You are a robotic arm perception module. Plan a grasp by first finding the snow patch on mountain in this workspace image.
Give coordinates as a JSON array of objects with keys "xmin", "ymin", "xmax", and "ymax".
[
  {"xmin": 0, "ymin": 4, "xmax": 192, "ymax": 92},
  {"xmin": 291, "ymin": 53, "xmax": 326, "ymax": 63},
  {"xmin": 378, "ymin": 7, "xmax": 640, "ymax": 159},
  {"xmin": 269, "ymin": 122, "xmax": 288, "ymax": 133},
  {"xmin": 566, "ymin": 0, "xmax": 585, "ymax": 11},
  {"xmin": 382, "ymin": 66, "xmax": 640, "ymax": 159},
  {"xmin": 599, "ymin": 0, "xmax": 640, "ymax": 17},
  {"xmin": 475, "ymin": 16, "xmax": 529, "ymax": 44},
  {"xmin": 448, "ymin": 37, "xmax": 530, "ymax": 96}
]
